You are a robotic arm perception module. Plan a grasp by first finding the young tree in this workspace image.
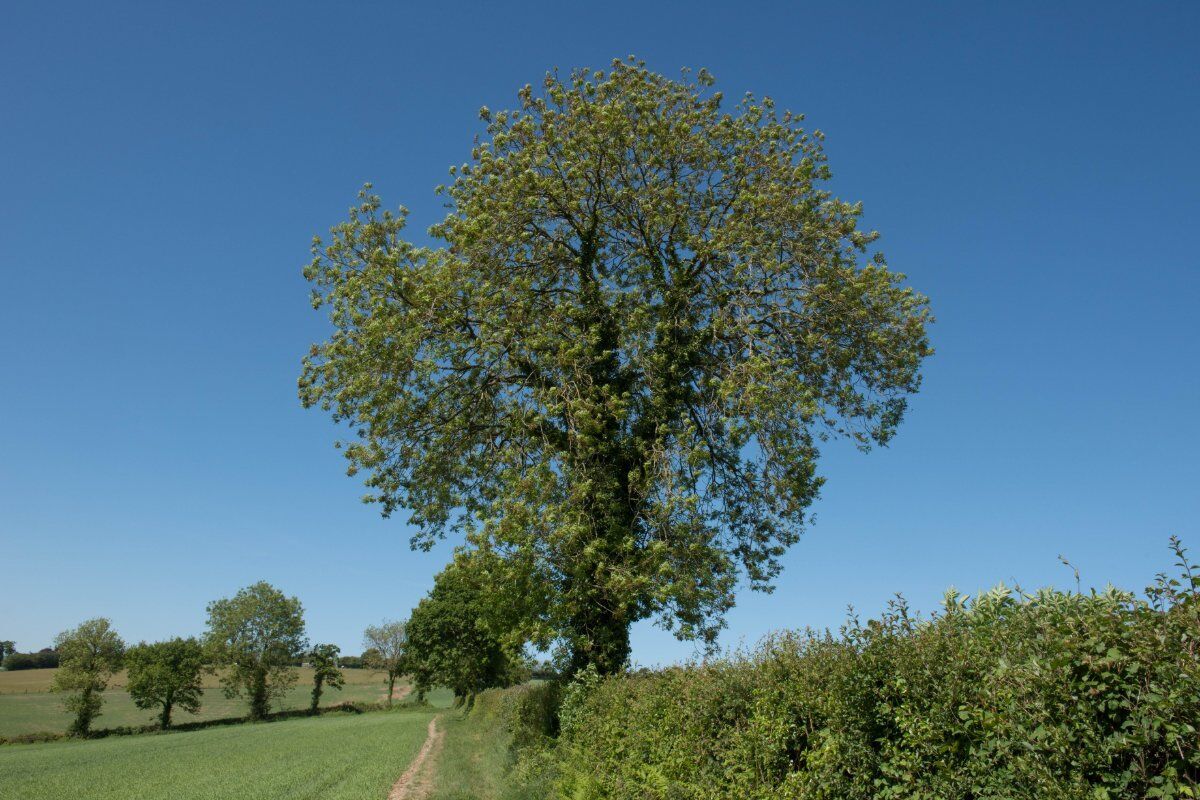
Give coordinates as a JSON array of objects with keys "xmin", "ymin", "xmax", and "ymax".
[
  {"xmin": 124, "ymin": 637, "xmax": 205, "ymax": 728},
  {"xmin": 50, "ymin": 618, "xmax": 124, "ymax": 735},
  {"xmin": 308, "ymin": 643, "xmax": 344, "ymax": 713},
  {"xmin": 362, "ymin": 620, "xmax": 407, "ymax": 705},
  {"xmin": 0, "ymin": 641, "xmax": 15, "ymax": 664},
  {"xmin": 302, "ymin": 59, "xmax": 932, "ymax": 675},
  {"xmin": 405, "ymin": 554, "xmax": 524, "ymax": 704},
  {"xmin": 204, "ymin": 582, "xmax": 307, "ymax": 720}
]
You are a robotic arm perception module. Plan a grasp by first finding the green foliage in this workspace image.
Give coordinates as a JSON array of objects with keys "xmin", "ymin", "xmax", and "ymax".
[
  {"xmin": 0, "ymin": 640, "xmax": 15, "ymax": 662},
  {"xmin": 302, "ymin": 58, "xmax": 932, "ymax": 675},
  {"xmin": 2, "ymin": 649, "xmax": 59, "ymax": 670},
  {"xmin": 124, "ymin": 637, "xmax": 205, "ymax": 728},
  {"xmin": 362, "ymin": 620, "xmax": 407, "ymax": 705},
  {"xmin": 405, "ymin": 554, "xmax": 527, "ymax": 701},
  {"xmin": 308, "ymin": 643, "xmax": 345, "ymax": 713},
  {"xmin": 204, "ymin": 581, "xmax": 307, "ymax": 720},
  {"xmin": 552, "ymin": 542, "xmax": 1200, "ymax": 800},
  {"xmin": 50, "ymin": 618, "xmax": 124, "ymax": 736}
]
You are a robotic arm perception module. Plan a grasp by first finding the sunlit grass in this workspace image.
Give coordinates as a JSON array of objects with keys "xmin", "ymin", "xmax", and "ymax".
[{"xmin": 0, "ymin": 706, "xmax": 434, "ymax": 800}]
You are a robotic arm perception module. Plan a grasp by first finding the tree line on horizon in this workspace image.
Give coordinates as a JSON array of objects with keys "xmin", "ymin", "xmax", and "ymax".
[
  {"xmin": 20, "ymin": 573, "xmax": 533, "ymax": 737},
  {"xmin": 28, "ymin": 582, "xmax": 343, "ymax": 736}
]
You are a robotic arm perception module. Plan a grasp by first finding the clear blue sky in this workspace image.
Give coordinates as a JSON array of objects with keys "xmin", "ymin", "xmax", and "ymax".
[{"xmin": 2, "ymin": 1, "xmax": 1196, "ymax": 663}]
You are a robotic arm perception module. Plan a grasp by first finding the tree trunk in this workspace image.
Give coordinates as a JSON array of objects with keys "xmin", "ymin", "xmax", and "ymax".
[
  {"xmin": 72, "ymin": 684, "xmax": 94, "ymax": 736},
  {"xmin": 565, "ymin": 268, "xmax": 638, "ymax": 677},
  {"xmin": 161, "ymin": 688, "xmax": 174, "ymax": 729},
  {"xmin": 310, "ymin": 676, "xmax": 323, "ymax": 714},
  {"xmin": 568, "ymin": 599, "xmax": 631, "ymax": 676},
  {"xmin": 249, "ymin": 667, "xmax": 269, "ymax": 720},
  {"xmin": 387, "ymin": 674, "xmax": 396, "ymax": 706}
]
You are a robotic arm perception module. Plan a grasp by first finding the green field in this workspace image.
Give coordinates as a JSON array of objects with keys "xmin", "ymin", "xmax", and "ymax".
[
  {"xmin": 0, "ymin": 668, "xmax": 407, "ymax": 738},
  {"xmin": 0, "ymin": 705, "xmax": 440, "ymax": 800}
]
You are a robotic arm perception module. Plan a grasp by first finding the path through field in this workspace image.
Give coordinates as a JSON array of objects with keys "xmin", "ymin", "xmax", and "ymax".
[
  {"xmin": 388, "ymin": 716, "xmax": 444, "ymax": 800},
  {"xmin": 382, "ymin": 684, "xmax": 413, "ymax": 704}
]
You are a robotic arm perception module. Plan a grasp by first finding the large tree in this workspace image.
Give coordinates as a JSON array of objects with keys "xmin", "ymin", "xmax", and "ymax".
[
  {"xmin": 303, "ymin": 59, "xmax": 932, "ymax": 674},
  {"xmin": 51, "ymin": 618, "xmax": 124, "ymax": 735},
  {"xmin": 124, "ymin": 637, "xmax": 206, "ymax": 729},
  {"xmin": 362, "ymin": 620, "xmax": 407, "ymax": 705},
  {"xmin": 204, "ymin": 582, "xmax": 307, "ymax": 720}
]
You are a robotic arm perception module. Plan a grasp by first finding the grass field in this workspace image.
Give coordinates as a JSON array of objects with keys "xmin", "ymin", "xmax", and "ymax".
[
  {"xmin": 0, "ymin": 705, "xmax": 440, "ymax": 800},
  {"xmin": 0, "ymin": 668, "xmax": 407, "ymax": 737}
]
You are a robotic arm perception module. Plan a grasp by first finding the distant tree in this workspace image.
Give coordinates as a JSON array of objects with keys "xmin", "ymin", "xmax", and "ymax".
[
  {"xmin": 406, "ymin": 555, "xmax": 524, "ymax": 704},
  {"xmin": 204, "ymin": 582, "xmax": 308, "ymax": 720},
  {"xmin": 124, "ymin": 637, "xmax": 206, "ymax": 728},
  {"xmin": 338, "ymin": 654, "xmax": 365, "ymax": 669},
  {"xmin": 307, "ymin": 644, "xmax": 345, "ymax": 713},
  {"xmin": 2, "ymin": 649, "xmax": 60, "ymax": 670},
  {"xmin": 2, "ymin": 652, "xmax": 33, "ymax": 670},
  {"xmin": 301, "ymin": 59, "xmax": 933, "ymax": 676},
  {"xmin": 362, "ymin": 621, "xmax": 407, "ymax": 705},
  {"xmin": 0, "ymin": 641, "xmax": 15, "ymax": 663},
  {"xmin": 51, "ymin": 618, "xmax": 124, "ymax": 735},
  {"xmin": 35, "ymin": 648, "xmax": 60, "ymax": 668}
]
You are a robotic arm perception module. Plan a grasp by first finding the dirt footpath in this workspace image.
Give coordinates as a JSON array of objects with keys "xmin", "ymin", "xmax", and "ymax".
[{"xmin": 387, "ymin": 716, "xmax": 444, "ymax": 800}]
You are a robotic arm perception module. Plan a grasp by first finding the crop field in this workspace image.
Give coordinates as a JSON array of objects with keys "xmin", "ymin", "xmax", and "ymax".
[
  {"xmin": 0, "ymin": 668, "xmax": 406, "ymax": 738},
  {"xmin": 0, "ymin": 705, "xmax": 441, "ymax": 800}
]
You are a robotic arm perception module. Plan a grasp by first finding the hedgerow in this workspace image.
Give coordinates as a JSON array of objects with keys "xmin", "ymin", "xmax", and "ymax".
[{"xmin": 551, "ymin": 540, "xmax": 1200, "ymax": 799}]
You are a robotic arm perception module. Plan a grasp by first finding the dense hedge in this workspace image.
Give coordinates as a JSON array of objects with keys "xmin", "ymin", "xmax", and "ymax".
[
  {"xmin": 552, "ymin": 545, "xmax": 1200, "ymax": 800},
  {"xmin": 1, "ymin": 650, "xmax": 59, "ymax": 670}
]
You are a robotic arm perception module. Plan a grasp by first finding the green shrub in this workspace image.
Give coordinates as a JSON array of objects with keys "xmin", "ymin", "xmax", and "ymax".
[{"xmin": 553, "ymin": 541, "xmax": 1200, "ymax": 800}]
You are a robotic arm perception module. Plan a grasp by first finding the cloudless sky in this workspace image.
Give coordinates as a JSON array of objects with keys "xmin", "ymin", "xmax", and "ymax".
[{"xmin": 2, "ymin": 1, "xmax": 1197, "ymax": 663}]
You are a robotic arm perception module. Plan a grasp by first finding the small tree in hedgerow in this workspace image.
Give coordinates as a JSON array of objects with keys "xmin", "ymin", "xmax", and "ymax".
[
  {"xmin": 124, "ymin": 637, "xmax": 206, "ymax": 729},
  {"xmin": 204, "ymin": 582, "xmax": 307, "ymax": 720},
  {"xmin": 51, "ymin": 618, "xmax": 125, "ymax": 736},
  {"xmin": 301, "ymin": 58, "xmax": 933, "ymax": 676},
  {"xmin": 308, "ymin": 643, "xmax": 344, "ymax": 713},
  {"xmin": 405, "ymin": 554, "xmax": 525, "ymax": 705},
  {"xmin": 362, "ymin": 620, "xmax": 407, "ymax": 705}
]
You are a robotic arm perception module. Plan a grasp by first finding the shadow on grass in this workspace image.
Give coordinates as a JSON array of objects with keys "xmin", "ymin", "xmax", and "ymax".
[{"xmin": 0, "ymin": 697, "xmax": 432, "ymax": 746}]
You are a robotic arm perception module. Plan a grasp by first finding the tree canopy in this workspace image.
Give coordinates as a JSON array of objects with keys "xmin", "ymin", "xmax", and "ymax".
[
  {"xmin": 124, "ymin": 637, "xmax": 205, "ymax": 728},
  {"xmin": 303, "ymin": 58, "xmax": 932, "ymax": 674},
  {"xmin": 204, "ymin": 581, "xmax": 307, "ymax": 719}
]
